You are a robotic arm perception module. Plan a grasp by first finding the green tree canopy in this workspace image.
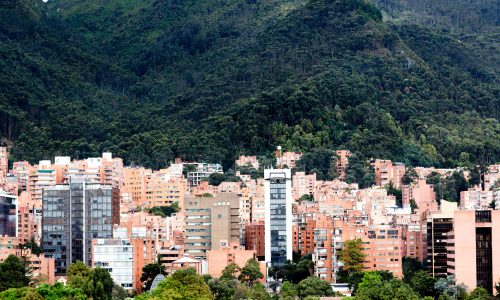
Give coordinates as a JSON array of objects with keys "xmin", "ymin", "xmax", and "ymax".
[
  {"xmin": 148, "ymin": 268, "xmax": 214, "ymax": 300},
  {"xmin": 295, "ymin": 148, "xmax": 338, "ymax": 180},
  {"xmin": 409, "ymin": 270, "xmax": 437, "ymax": 298},
  {"xmin": 238, "ymin": 259, "xmax": 263, "ymax": 284},
  {"xmin": 0, "ymin": 255, "xmax": 30, "ymax": 292},
  {"xmin": 296, "ymin": 276, "xmax": 334, "ymax": 298},
  {"xmin": 84, "ymin": 267, "xmax": 115, "ymax": 300},
  {"xmin": 220, "ymin": 263, "xmax": 241, "ymax": 281},
  {"xmin": 67, "ymin": 261, "xmax": 91, "ymax": 289},
  {"xmin": 279, "ymin": 281, "xmax": 298, "ymax": 300},
  {"xmin": 356, "ymin": 272, "xmax": 419, "ymax": 300},
  {"xmin": 345, "ymin": 153, "xmax": 375, "ymax": 189},
  {"xmin": 140, "ymin": 262, "xmax": 166, "ymax": 291},
  {"xmin": 112, "ymin": 284, "xmax": 129, "ymax": 300},
  {"xmin": 149, "ymin": 202, "xmax": 180, "ymax": 218},
  {"xmin": 36, "ymin": 283, "xmax": 86, "ymax": 300},
  {"xmin": 208, "ymin": 173, "xmax": 227, "ymax": 186},
  {"xmin": 338, "ymin": 239, "xmax": 366, "ymax": 275},
  {"xmin": 402, "ymin": 257, "xmax": 424, "ymax": 283},
  {"xmin": 207, "ymin": 278, "xmax": 238, "ymax": 300},
  {"xmin": 467, "ymin": 287, "xmax": 490, "ymax": 300},
  {"xmin": 402, "ymin": 167, "xmax": 418, "ymax": 185}
]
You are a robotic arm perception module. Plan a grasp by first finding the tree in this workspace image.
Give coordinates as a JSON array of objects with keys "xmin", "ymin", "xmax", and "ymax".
[
  {"xmin": 298, "ymin": 194, "xmax": 314, "ymax": 203},
  {"xmin": 220, "ymin": 263, "xmax": 241, "ymax": 280},
  {"xmin": 0, "ymin": 255, "xmax": 30, "ymax": 292},
  {"xmin": 296, "ymin": 276, "xmax": 334, "ymax": 298},
  {"xmin": 295, "ymin": 148, "xmax": 338, "ymax": 180},
  {"xmin": 386, "ymin": 182, "xmax": 402, "ymax": 207},
  {"xmin": 140, "ymin": 262, "xmax": 166, "ymax": 291},
  {"xmin": 23, "ymin": 289, "xmax": 44, "ymax": 300},
  {"xmin": 410, "ymin": 198, "xmax": 418, "ymax": 213},
  {"xmin": 207, "ymin": 278, "xmax": 238, "ymax": 300},
  {"xmin": 443, "ymin": 171, "xmax": 469, "ymax": 202},
  {"xmin": 112, "ymin": 284, "xmax": 129, "ymax": 300},
  {"xmin": 0, "ymin": 287, "xmax": 31, "ymax": 299},
  {"xmin": 149, "ymin": 268, "xmax": 213, "ymax": 300},
  {"xmin": 67, "ymin": 261, "xmax": 91, "ymax": 289},
  {"xmin": 409, "ymin": 270, "xmax": 437, "ymax": 297},
  {"xmin": 247, "ymin": 283, "xmax": 271, "ymax": 300},
  {"xmin": 468, "ymin": 287, "xmax": 490, "ymax": 300},
  {"xmin": 345, "ymin": 152, "xmax": 374, "ymax": 188},
  {"xmin": 35, "ymin": 282, "xmax": 86, "ymax": 300},
  {"xmin": 356, "ymin": 272, "xmax": 419, "ymax": 300},
  {"xmin": 338, "ymin": 239, "xmax": 366, "ymax": 275},
  {"xmin": 488, "ymin": 200, "xmax": 496, "ymax": 209},
  {"xmin": 427, "ymin": 172, "xmax": 444, "ymax": 200},
  {"xmin": 20, "ymin": 238, "xmax": 43, "ymax": 256},
  {"xmin": 356, "ymin": 271, "xmax": 383, "ymax": 298},
  {"xmin": 434, "ymin": 276, "xmax": 468, "ymax": 300},
  {"xmin": 238, "ymin": 259, "xmax": 263, "ymax": 284},
  {"xmin": 208, "ymin": 173, "xmax": 227, "ymax": 186},
  {"xmin": 402, "ymin": 167, "xmax": 418, "ymax": 185},
  {"xmin": 280, "ymin": 281, "xmax": 298, "ymax": 300},
  {"xmin": 149, "ymin": 202, "xmax": 180, "ymax": 218},
  {"xmin": 282, "ymin": 257, "xmax": 314, "ymax": 284},
  {"xmin": 84, "ymin": 267, "xmax": 115, "ymax": 300},
  {"xmin": 402, "ymin": 257, "xmax": 424, "ymax": 283}
]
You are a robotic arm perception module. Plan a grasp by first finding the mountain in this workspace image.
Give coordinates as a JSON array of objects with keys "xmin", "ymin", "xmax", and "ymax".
[
  {"xmin": 369, "ymin": 0, "xmax": 500, "ymax": 73},
  {"xmin": 1, "ymin": 0, "xmax": 498, "ymax": 169},
  {"xmin": 370, "ymin": 0, "xmax": 499, "ymax": 34}
]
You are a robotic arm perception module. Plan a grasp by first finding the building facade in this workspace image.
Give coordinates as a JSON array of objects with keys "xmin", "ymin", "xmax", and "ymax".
[
  {"xmin": 448, "ymin": 210, "xmax": 500, "ymax": 293},
  {"xmin": 183, "ymin": 193, "xmax": 240, "ymax": 260},
  {"xmin": 264, "ymin": 169, "xmax": 292, "ymax": 267},
  {"xmin": 245, "ymin": 222, "xmax": 265, "ymax": 260},
  {"xmin": 0, "ymin": 189, "xmax": 17, "ymax": 237},
  {"xmin": 42, "ymin": 179, "xmax": 114, "ymax": 275},
  {"xmin": 92, "ymin": 239, "xmax": 134, "ymax": 290}
]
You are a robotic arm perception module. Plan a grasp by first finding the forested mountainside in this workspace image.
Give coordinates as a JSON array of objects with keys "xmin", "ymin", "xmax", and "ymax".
[
  {"xmin": 370, "ymin": 0, "xmax": 500, "ymax": 73},
  {"xmin": 370, "ymin": 0, "xmax": 499, "ymax": 33},
  {"xmin": 0, "ymin": 0, "xmax": 498, "ymax": 169}
]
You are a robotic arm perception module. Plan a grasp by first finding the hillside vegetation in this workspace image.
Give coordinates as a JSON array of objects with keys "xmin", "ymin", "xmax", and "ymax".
[{"xmin": 0, "ymin": 0, "xmax": 498, "ymax": 168}]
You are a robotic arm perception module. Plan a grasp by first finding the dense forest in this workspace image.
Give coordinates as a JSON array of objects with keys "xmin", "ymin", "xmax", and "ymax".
[
  {"xmin": 0, "ymin": 0, "xmax": 498, "ymax": 169},
  {"xmin": 371, "ymin": 0, "xmax": 499, "ymax": 33}
]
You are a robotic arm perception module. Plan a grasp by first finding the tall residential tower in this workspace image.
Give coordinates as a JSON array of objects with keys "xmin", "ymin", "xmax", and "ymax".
[
  {"xmin": 42, "ymin": 178, "xmax": 114, "ymax": 276},
  {"xmin": 264, "ymin": 168, "xmax": 292, "ymax": 267}
]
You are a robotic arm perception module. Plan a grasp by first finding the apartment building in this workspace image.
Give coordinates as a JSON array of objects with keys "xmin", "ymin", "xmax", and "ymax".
[
  {"xmin": 279, "ymin": 152, "xmax": 302, "ymax": 169},
  {"xmin": 0, "ymin": 236, "xmax": 55, "ymax": 284},
  {"xmin": 460, "ymin": 187, "xmax": 495, "ymax": 210},
  {"xmin": 235, "ymin": 155, "xmax": 259, "ymax": 170},
  {"xmin": 92, "ymin": 239, "xmax": 134, "ymax": 290},
  {"xmin": 245, "ymin": 222, "xmax": 264, "ymax": 260},
  {"xmin": 207, "ymin": 241, "xmax": 256, "ymax": 278},
  {"xmin": 0, "ymin": 189, "xmax": 17, "ymax": 237},
  {"xmin": 146, "ymin": 171, "xmax": 186, "ymax": 208},
  {"xmin": 264, "ymin": 168, "xmax": 293, "ymax": 267},
  {"xmin": 292, "ymin": 172, "xmax": 316, "ymax": 201},
  {"xmin": 186, "ymin": 163, "xmax": 223, "ymax": 187},
  {"xmin": 124, "ymin": 167, "xmax": 152, "ymax": 205},
  {"xmin": 372, "ymin": 159, "xmax": 405, "ymax": 189},
  {"xmin": 42, "ymin": 179, "xmax": 114, "ymax": 275},
  {"xmin": 448, "ymin": 210, "xmax": 500, "ymax": 293},
  {"xmin": 336, "ymin": 150, "xmax": 351, "ymax": 181},
  {"xmin": 421, "ymin": 201, "xmax": 457, "ymax": 278},
  {"xmin": 184, "ymin": 193, "xmax": 240, "ymax": 260},
  {"xmin": 293, "ymin": 212, "xmax": 316, "ymax": 256}
]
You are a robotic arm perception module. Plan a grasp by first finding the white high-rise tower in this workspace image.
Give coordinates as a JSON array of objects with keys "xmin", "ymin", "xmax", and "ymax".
[{"xmin": 264, "ymin": 168, "xmax": 293, "ymax": 267}]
